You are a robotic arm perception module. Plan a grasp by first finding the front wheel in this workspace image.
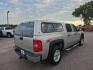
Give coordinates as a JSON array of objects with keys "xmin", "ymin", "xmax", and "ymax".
[
  {"xmin": 7, "ymin": 33, "xmax": 12, "ymax": 38},
  {"xmin": 79, "ymin": 38, "xmax": 84, "ymax": 46},
  {"xmin": 48, "ymin": 46, "xmax": 62, "ymax": 65}
]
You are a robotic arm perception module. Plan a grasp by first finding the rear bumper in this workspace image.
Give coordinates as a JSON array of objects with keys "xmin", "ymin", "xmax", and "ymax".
[{"xmin": 15, "ymin": 46, "xmax": 42, "ymax": 62}]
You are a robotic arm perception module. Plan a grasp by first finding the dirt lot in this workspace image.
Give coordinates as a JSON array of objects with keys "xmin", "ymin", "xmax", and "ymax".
[{"xmin": 0, "ymin": 32, "xmax": 93, "ymax": 70}]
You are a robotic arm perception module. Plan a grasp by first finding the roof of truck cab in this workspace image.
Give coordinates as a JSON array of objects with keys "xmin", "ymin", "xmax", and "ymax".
[
  {"xmin": 22, "ymin": 20, "xmax": 73, "ymax": 25},
  {"xmin": 32, "ymin": 20, "xmax": 66, "ymax": 24}
]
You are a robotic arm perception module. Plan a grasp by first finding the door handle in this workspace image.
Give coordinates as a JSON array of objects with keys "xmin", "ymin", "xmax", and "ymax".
[{"xmin": 20, "ymin": 37, "xmax": 23, "ymax": 40}]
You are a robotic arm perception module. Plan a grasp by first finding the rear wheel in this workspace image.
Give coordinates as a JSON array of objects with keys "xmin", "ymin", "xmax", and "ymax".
[
  {"xmin": 53, "ymin": 49, "xmax": 61, "ymax": 63},
  {"xmin": 48, "ymin": 45, "xmax": 62, "ymax": 65}
]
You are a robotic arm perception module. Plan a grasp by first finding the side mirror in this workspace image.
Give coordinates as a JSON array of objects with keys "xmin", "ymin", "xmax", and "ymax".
[
  {"xmin": 76, "ymin": 28, "xmax": 79, "ymax": 31},
  {"xmin": 79, "ymin": 28, "xmax": 82, "ymax": 31},
  {"xmin": 77, "ymin": 27, "xmax": 82, "ymax": 31},
  {"xmin": 77, "ymin": 28, "xmax": 83, "ymax": 31}
]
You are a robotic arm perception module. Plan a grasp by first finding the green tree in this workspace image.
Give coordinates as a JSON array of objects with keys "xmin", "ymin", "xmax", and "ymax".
[{"xmin": 72, "ymin": 1, "xmax": 93, "ymax": 25}]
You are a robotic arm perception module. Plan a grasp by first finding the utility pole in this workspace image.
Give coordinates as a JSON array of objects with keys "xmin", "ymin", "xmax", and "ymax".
[{"xmin": 7, "ymin": 11, "xmax": 10, "ymax": 26}]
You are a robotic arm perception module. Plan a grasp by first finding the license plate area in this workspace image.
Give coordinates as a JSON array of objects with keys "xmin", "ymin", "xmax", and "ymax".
[{"xmin": 21, "ymin": 50, "xmax": 25, "ymax": 55}]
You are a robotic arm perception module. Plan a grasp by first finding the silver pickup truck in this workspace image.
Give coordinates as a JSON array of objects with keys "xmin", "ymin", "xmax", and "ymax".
[{"xmin": 14, "ymin": 20, "xmax": 84, "ymax": 65}]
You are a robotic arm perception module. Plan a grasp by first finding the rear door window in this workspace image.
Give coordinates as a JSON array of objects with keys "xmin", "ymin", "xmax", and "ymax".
[
  {"xmin": 65, "ymin": 24, "xmax": 72, "ymax": 32},
  {"xmin": 15, "ymin": 22, "xmax": 34, "ymax": 37},
  {"xmin": 53, "ymin": 23, "xmax": 63, "ymax": 32},
  {"xmin": 71, "ymin": 25, "xmax": 78, "ymax": 32}
]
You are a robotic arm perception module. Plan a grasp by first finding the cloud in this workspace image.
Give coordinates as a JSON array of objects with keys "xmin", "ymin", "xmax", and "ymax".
[
  {"xmin": 9, "ymin": 0, "xmax": 19, "ymax": 4},
  {"xmin": 24, "ymin": 0, "xmax": 56, "ymax": 16},
  {"xmin": 34, "ymin": 0, "xmax": 55, "ymax": 8},
  {"xmin": 71, "ymin": 0, "xmax": 92, "ymax": 5},
  {"xmin": 36, "ymin": 0, "xmax": 52, "ymax": 4},
  {"xmin": 72, "ymin": 0, "xmax": 91, "ymax": 2},
  {"xmin": 7, "ymin": 7, "xmax": 23, "ymax": 24},
  {"xmin": 0, "ymin": 0, "xmax": 92, "ymax": 25},
  {"xmin": 0, "ymin": 2, "xmax": 8, "ymax": 6},
  {"xmin": 0, "ymin": 2, "xmax": 4, "ymax": 5},
  {"xmin": 0, "ymin": 8, "xmax": 7, "ymax": 18},
  {"xmin": 26, "ymin": 10, "xmax": 69, "ymax": 21},
  {"xmin": 9, "ymin": 8, "xmax": 22, "ymax": 18},
  {"xmin": 72, "ymin": 0, "xmax": 83, "ymax": 2}
]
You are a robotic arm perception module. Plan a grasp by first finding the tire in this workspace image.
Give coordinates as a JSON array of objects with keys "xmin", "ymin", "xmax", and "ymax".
[
  {"xmin": 48, "ymin": 45, "xmax": 62, "ymax": 65},
  {"xmin": 79, "ymin": 38, "xmax": 84, "ymax": 46},
  {"xmin": 19, "ymin": 55, "xmax": 23, "ymax": 59},
  {"xmin": 7, "ymin": 33, "xmax": 12, "ymax": 38}
]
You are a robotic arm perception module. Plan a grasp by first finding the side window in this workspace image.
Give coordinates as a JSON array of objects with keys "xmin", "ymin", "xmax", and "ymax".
[
  {"xmin": 53, "ymin": 23, "xmax": 63, "ymax": 32},
  {"xmin": 65, "ymin": 24, "xmax": 72, "ymax": 32},
  {"xmin": 5, "ymin": 27, "xmax": 12, "ymax": 30},
  {"xmin": 72, "ymin": 25, "xmax": 78, "ymax": 32},
  {"xmin": 42, "ymin": 23, "xmax": 54, "ymax": 33}
]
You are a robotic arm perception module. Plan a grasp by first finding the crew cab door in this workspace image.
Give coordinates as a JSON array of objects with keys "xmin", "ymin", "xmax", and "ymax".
[
  {"xmin": 65, "ymin": 24, "xmax": 74, "ymax": 48},
  {"xmin": 71, "ymin": 24, "xmax": 81, "ymax": 43}
]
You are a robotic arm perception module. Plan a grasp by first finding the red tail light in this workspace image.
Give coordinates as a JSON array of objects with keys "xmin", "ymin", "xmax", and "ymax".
[{"xmin": 33, "ymin": 40, "xmax": 42, "ymax": 52}]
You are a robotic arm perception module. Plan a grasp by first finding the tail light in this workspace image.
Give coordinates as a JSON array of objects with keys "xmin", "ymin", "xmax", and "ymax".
[{"xmin": 33, "ymin": 40, "xmax": 42, "ymax": 52}]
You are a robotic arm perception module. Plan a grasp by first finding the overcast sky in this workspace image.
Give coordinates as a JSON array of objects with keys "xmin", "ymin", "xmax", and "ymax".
[{"xmin": 0, "ymin": 0, "xmax": 92, "ymax": 25}]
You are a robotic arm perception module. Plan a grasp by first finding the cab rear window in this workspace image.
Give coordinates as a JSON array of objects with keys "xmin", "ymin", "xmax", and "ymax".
[
  {"xmin": 15, "ymin": 22, "xmax": 34, "ymax": 37},
  {"xmin": 41, "ymin": 22, "xmax": 63, "ymax": 33}
]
